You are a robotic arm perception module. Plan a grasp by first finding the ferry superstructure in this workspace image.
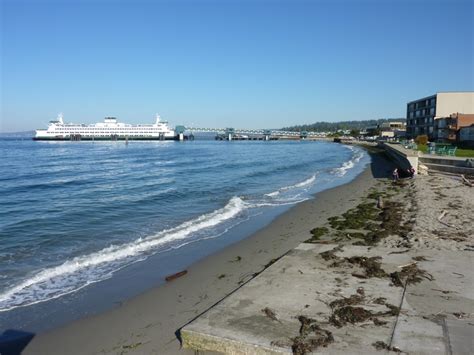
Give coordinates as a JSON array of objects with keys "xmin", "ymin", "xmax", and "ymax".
[{"xmin": 34, "ymin": 114, "xmax": 179, "ymax": 141}]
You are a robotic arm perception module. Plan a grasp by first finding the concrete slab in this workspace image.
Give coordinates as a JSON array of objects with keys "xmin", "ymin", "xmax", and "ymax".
[
  {"xmin": 446, "ymin": 319, "xmax": 474, "ymax": 355},
  {"xmin": 391, "ymin": 250, "xmax": 474, "ymax": 355},
  {"xmin": 181, "ymin": 244, "xmax": 409, "ymax": 354},
  {"xmin": 182, "ymin": 244, "xmax": 473, "ymax": 355}
]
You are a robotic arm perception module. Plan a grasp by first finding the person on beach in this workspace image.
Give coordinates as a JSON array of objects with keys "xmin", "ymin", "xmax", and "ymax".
[
  {"xmin": 408, "ymin": 166, "xmax": 416, "ymax": 179},
  {"xmin": 392, "ymin": 168, "xmax": 399, "ymax": 181}
]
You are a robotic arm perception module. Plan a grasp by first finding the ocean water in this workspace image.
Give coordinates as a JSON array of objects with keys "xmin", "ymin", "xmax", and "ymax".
[{"xmin": 0, "ymin": 139, "xmax": 369, "ymax": 328}]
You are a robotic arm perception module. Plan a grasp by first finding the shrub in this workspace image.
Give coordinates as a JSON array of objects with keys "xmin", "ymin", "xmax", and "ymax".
[{"xmin": 415, "ymin": 135, "xmax": 428, "ymax": 145}]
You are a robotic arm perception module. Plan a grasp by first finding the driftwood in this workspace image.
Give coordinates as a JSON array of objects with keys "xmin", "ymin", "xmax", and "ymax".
[
  {"xmin": 397, "ymin": 262, "xmax": 417, "ymax": 269},
  {"xmin": 165, "ymin": 270, "xmax": 188, "ymax": 282},
  {"xmin": 461, "ymin": 174, "xmax": 473, "ymax": 187},
  {"xmin": 377, "ymin": 196, "xmax": 384, "ymax": 209},
  {"xmin": 437, "ymin": 210, "xmax": 460, "ymax": 230}
]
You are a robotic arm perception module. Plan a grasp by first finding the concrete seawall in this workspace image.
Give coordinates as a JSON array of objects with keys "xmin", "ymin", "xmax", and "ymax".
[{"xmin": 378, "ymin": 142, "xmax": 419, "ymax": 173}]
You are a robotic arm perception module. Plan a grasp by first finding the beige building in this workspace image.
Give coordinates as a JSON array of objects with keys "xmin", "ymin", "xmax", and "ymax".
[
  {"xmin": 406, "ymin": 92, "xmax": 474, "ymax": 140},
  {"xmin": 379, "ymin": 121, "xmax": 406, "ymax": 138}
]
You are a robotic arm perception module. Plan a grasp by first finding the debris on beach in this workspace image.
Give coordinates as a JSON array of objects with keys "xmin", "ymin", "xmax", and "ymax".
[
  {"xmin": 328, "ymin": 255, "xmax": 388, "ymax": 279},
  {"xmin": 319, "ymin": 245, "xmax": 343, "ymax": 261},
  {"xmin": 327, "ymin": 291, "xmax": 400, "ymax": 328},
  {"xmin": 291, "ymin": 316, "xmax": 334, "ymax": 355},
  {"xmin": 372, "ymin": 341, "xmax": 401, "ymax": 352},
  {"xmin": 329, "ymin": 306, "xmax": 374, "ymax": 327},
  {"xmin": 262, "ymin": 307, "xmax": 280, "ymax": 322},
  {"xmin": 329, "ymin": 294, "xmax": 365, "ymax": 309},
  {"xmin": 389, "ymin": 262, "xmax": 433, "ymax": 287},
  {"xmin": 165, "ymin": 270, "xmax": 188, "ymax": 282}
]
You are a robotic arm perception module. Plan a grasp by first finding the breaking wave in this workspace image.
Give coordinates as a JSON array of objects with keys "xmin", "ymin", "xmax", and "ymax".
[
  {"xmin": 265, "ymin": 174, "xmax": 317, "ymax": 197},
  {"xmin": 0, "ymin": 191, "xmax": 313, "ymax": 312},
  {"xmin": 0, "ymin": 196, "xmax": 246, "ymax": 312},
  {"xmin": 332, "ymin": 146, "xmax": 364, "ymax": 176}
]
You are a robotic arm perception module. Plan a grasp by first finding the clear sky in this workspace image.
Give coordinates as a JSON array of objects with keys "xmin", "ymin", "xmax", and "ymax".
[{"xmin": 1, "ymin": 0, "xmax": 473, "ymax": 132}]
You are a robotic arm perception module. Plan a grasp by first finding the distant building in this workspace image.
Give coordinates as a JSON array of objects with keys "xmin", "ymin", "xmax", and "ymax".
[
  {"xmin": 379, "ymin": 121, "xmax": 406, "ymax": 138},
  {"xmin": 364, "ymin": 120, "xmax": 406, "ymax": 139},
  {"xmin": 435, "ymin": 113, "xmax": 474, "ymax": 143},
  {"xmin": 406, "ymin": 92, "xmax": 474, "ymax": 140}
]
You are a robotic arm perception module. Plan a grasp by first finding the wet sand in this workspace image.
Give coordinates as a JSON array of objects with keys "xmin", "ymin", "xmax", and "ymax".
[{"xmin": 22, "ymin": 150, "xmax": 394, "ymax": 354}]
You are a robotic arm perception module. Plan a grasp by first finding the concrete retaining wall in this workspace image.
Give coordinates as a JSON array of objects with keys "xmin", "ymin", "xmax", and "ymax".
[
  {"xmin": 379, "ymin": 142, "xmax": 419, "ymax": 173},
  {"xmin": 380, "ymin": 143, "xmax": 474, "ymax": 175}
]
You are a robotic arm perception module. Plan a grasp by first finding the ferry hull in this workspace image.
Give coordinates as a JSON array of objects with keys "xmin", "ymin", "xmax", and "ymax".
[{"xmin": 33, "ymin": 136, "xmax": 187, "ymax": 141}]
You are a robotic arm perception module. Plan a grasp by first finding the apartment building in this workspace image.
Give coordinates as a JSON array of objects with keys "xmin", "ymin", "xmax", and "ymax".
[
  {"xmin": 406, "ymin": 92, "xmax": 474, "ymax": 140},
  {"xmin": 460, "ymin": 125, "xmax": 474, "ymax": 147},
  {"xmin": 435, "ymin": 113, "xmax": 474, "ymax": 143}
]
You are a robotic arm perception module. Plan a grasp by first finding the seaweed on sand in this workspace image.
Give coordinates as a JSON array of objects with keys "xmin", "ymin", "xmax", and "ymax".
[
  {"xmin": 331, "ymin": 256, "xmax": 387, "ymax": 278},
  {"xmin": 291, "ymin": 316, "xmax": 334, "ymax": 355},
  {"xmin": 329, "ymin": 306, "xmax": 374, "ymax": 327},
  {"xmin": 329, "ymin": 294, "xmax": 365, "ymax": 309},
  {"xmin": 372, "ymin": 341, "xmax": 402, "ymax": 352},
  {"xmin": 328, "ymin": 295, "xmax": 399, "ymax": 328},
  {"xmin": 319, "ymin": 245, "xmax": 344, "ymax": 261},
  {"xmin": 262, "ymin": 307, "xmax": 280, "ymax": 322},
  {"xmin": 328, "ymin": 202, "xmax": 380, "ymax": 231},
  {"xmin": 305, "ymin": 227, "xmax": 329, "ymax": 243},
  {"xmin": 390, "ymin": 263, "xmax": 433, "ymax": 287}
]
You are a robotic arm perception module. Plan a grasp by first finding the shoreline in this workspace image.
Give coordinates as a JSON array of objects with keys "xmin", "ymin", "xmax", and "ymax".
[{"xmin": 21, "ymin": 148, "xmax": 393, "ymax": 354}]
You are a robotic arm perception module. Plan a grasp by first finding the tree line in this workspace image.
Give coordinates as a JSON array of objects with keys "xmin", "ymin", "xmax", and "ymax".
[{"xmin": 281, "ymin": 118, "xmax": 404, "ymax": 132}]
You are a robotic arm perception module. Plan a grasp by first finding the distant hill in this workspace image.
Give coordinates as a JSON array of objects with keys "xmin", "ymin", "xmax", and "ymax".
[{"xmin": 281, "ymin": 118, "xmax": 405, "ymax": 132}]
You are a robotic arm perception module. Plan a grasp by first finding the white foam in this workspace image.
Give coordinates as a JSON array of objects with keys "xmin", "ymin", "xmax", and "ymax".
[
  {"xmin": 332, "ymin": 147, "xmax": 364, "ymax": 176},
  {"xmin": 0, "ymin": 196, "xmax": 246, "ymax": 312},
  {"xmin": 248, "ymin": 198, "xmax": 309, "ymax": 208},
  {"xmin": 265, "ymin": 174, "xmax": 316, "ymax": 197}
]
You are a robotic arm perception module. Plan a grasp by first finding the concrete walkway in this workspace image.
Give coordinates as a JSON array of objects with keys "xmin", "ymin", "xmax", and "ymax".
[{"xmin": 181, "ymin": 243, "xmax": 473, "ymax": 354}]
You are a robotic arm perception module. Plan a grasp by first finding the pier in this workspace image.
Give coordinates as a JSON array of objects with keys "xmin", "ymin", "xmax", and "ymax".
[{"xmin": 184, "ymin": 126, "xmax": 328, "ymax": 141}]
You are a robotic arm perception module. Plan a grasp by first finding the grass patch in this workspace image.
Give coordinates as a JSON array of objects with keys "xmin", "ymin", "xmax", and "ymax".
[
  {"xmin": 456, "ymin": 148, "xmax": 474, "ymax": 157},
  {"xmin": 417, "ymin": 144, "xmax": 474, "ymax": 157}
]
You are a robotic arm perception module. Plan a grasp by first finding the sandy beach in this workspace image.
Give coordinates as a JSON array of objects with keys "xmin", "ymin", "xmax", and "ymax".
[
  {"xmin": 178, "ymin": 149, "xmax": 474, "ymax": 354},
  {"xmin": 14, "ymin": 149, "xmax": 393, "ymax": 355},
  {"xmin": 13, "ymin": 147, "xmax": 474, "ymax": 354}
]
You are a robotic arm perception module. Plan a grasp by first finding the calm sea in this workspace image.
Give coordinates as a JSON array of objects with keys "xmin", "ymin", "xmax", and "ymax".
[{"xmin": 0, "ymin": 139, "xmax": 369, "ymax": 331}]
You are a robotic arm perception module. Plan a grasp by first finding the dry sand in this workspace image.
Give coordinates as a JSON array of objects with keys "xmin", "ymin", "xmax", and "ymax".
[{"xmin": 21, "ymin": 150, "xmax": 394, "ymax": 354}]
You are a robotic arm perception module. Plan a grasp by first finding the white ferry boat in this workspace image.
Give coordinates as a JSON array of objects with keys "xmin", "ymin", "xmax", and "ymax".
[{"xmin": 34, "ymin": 114, "xmax": 180, "ymax": 141}]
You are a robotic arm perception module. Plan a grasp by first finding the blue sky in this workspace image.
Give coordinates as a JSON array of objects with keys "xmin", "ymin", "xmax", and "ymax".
[{"xmin": 1, "ymin": 0, "xmax": 473, "ymax": 132}]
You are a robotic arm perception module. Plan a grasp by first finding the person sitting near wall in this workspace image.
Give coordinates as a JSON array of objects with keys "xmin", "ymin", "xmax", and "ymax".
[{"xmin": 408, "ymin": 166, "xmax": 416, "ymax": 178}]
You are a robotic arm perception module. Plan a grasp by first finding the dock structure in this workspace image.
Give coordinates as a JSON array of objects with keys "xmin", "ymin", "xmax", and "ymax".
[{"xmin": 184, "ymin": 126, "xmax": 327, "ymax": 141}]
